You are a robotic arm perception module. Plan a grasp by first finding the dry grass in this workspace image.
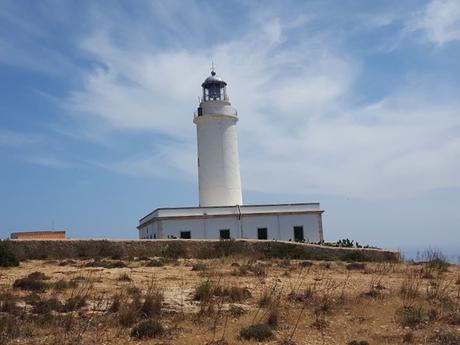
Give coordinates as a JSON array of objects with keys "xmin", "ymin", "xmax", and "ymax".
[{"xmin": 0, "ymin": 256, "xmax": 458, "ymax": 345}]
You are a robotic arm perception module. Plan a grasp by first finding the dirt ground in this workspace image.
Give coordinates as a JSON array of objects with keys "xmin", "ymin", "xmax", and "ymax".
[{"xmin": 1, "ymin": 256, "xmax": 459, "ymax": 345}]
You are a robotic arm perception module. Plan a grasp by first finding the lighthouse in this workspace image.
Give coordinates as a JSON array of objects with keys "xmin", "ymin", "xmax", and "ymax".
[
  {"xmin": 193, "ymin": 69, "xmax": 243, "ymax": 207},
  {"xmin": 137, "ymin": 67, "xmax": 324, "ymax": 242}
]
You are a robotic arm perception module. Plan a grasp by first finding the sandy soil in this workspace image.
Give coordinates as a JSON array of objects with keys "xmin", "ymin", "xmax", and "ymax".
[{"xmin": 0, "ymin": 257, "xmax": 459, "ymax": 345}]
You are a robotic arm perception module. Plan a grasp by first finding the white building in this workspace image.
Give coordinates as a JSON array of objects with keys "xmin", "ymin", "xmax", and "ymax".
[{"xmin": 138, "ymin": 69, "xmax": 324, "ymax": 242}]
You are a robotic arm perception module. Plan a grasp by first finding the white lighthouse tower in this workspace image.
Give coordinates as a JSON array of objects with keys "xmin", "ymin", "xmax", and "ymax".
[{"xmin": 193, "ymin": 69, "xmax": 243, "ymax": 207}]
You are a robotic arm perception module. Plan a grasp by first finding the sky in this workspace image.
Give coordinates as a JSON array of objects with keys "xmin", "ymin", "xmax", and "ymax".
[{"xmin": 0, "ymin": 0, "xmax": 459, "ymax": 261}]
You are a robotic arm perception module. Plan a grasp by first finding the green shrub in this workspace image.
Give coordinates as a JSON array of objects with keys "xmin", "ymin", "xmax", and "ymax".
[
  {"xmin": 130, "ymin": 319, "xmax": 164, "ymax": 339},
  {"xmin": 194, "ymin": 280, "xmax": 214, "ymax": 301},
  {"xmin": 397, "ymin": 305, "xmax": 426, "ymax": 328},
  {"xmin": 0, "ymin": 242, "xmax": 19, "ymax": 267},
  {"xmin": 240, "ymin": 323, "xmax": 273, "ymax": 341},
  {"xmin": 348, "ymin": 341, "xmax": 369, "ymax": 345}
]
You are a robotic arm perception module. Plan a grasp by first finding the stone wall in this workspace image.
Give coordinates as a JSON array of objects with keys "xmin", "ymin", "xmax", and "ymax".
[{"xmin": 4, "ymin": 239, "xmax": 400, "ymax": 262}]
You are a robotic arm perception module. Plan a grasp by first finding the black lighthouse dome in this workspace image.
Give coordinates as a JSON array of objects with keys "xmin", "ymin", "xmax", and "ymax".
[{"xmin": 201, "ymin": 70, "xmax": 228, "ymax": 101}]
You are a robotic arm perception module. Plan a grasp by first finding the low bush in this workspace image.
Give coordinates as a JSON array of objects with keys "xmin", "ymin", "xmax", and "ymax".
[
  {"xmin": 140, "ymin": 291, "xmax": 163, "ymax": 318},
  {"xmin": 267, "ymin": 308, "xmax": 279, "ymax": 328},
  {"xmin": 62, "ymin": 296, "xmax": 86, "ymax": 312},
  {"xmin": 191, "ymin": 262, "xmax": 208, "ymax": 271},
  {"xmin": 0, "ymin": 242, "xmax": 19, "ymax": 267},
  {"xmin": 117, "ymin": 273, "xmax": 132, "ymax": 282},
  {"xmin": 31, "ymin": 297, "xmax": 63, "ymax": 314},
  {"xmin": 402, "ymin": 332, "xmax": 414, "ymax": 343},
  {"xmin": 28, "ymin": 272, "xmax": 50, "ymax": 280},
  {"xmin": 0, "ymin": 293, "xmax": 21, "ymax": 315},
  {"xmin": 119, "ymin": 295, "xmax": 142, "ymax": 327},
  {"xmin": 263, "ymin": 242, "xmax": 307, "ymax": 259},
  {"xmin": 108, "ymin": 294, "xmax": 121, "ymax": 313},
  {"xmin": 343, "ymin": 252, "xmax": 368, "ymax": 262},
  {"xmin": 431, "ymin": 330, "xmax": 460, "ymax": 345},
  {"xmin": 258, "ymin": 290, "xmax": 273, "ymax": 308},
  {"xmin": 240, "ymin": 323, "xmax": 274, "ymax": 341},
  {"xmin": 194, "ymin": 280, "xmax": 214, "ymax": 301},
  {"xmin": 288, "ymin": 286, "xmax": 315, "ymax": 303},
  {"xmin": 146, "ymin": 258, "xmax": 168, "ymax": 267},
  {"xmin": 130, "ymin": 319, "xmax": 164, "ymax": 339},
  {"xmin": 84, "ymin": 259, "xmax": 127, "ymax": 268},
  {"xmin": 299, "ymin": 260, "xmax": 313, "ymax": 267},
  {"xmin": 348, "ymin": 341, "xmax": 369, "ymax": 345},
  {"xmin": 13, "ymin": 276, "xmax": 49, "ymax": 292},
  {"xmin": 52, "ymin": 279, "xmax": 78, "ymax": 291},
  {"xmin": 346, "ymin": 262, "xmax": 366, "ymax": 270},
  {"xmin": 58, "ymin": 259, "xmax": 76, "ymax": 266},
  {"xmin": 213, "ymin": 286, "xmax": 251, "ymax": 303},
  {"xmin": 423, "ymin": 250, "xmax": 449, "ymax": 273},
  {"xmin": 126, "ymin": 286, "xmax": 141, "ymax": 295},
  {"xmin": 0, "ymin": 314, "xmax": 33, "ymax": 341},
  {"xmin": 161, "ymin": 242, "xmax": 186, "ymax": 259},
  {"xmin": 229, "ymin": 304, "xmax": 246, "ymax": 318},
  {"xmin": 236, "ymin": 263, "xmax": 267, "ymax": 276},
  {"xmin": 445, "ymin": 309, "xmax": 460, "ymax": 325},
  {"xmin": 397, "ymin": 305, "xmax": 426, "ymax": 328}
]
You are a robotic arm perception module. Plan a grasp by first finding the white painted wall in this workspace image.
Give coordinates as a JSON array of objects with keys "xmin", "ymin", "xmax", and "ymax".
[
  {"xmin": 193, "ymin": 100, "xmax": 242, "ymax": 207},
  {"xmin": 139, "ymin": 213, "xmax": 323, "ymax": 242}
]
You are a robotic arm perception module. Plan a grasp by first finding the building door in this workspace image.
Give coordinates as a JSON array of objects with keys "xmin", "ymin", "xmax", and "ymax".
[
  {"xmin": 293, "ymin": 226, "xmax": 304, "ymax": 242},
  {"xmin": 220, "ymin": 229, "xmax": 230, "ymax": 240},
  {"xmin": 257, "ymin": 228, "xmax": 268, "ymax": 240},
  {"xmin": 180, "ymin": 231, "xmax": 191, "ymax": 239}
]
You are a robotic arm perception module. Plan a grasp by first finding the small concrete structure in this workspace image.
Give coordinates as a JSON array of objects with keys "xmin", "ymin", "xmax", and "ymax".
[
  {"xmin": 138, "ymin": 203, "xmax": 324, "ymax": 242},
  {"xmin": 10, "ymin": 230, "xmax": 66, "ymax": 240}
]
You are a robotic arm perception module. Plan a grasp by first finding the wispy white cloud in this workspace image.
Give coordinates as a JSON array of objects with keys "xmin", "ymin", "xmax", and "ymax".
[
  {"xmin": 60, "ymin": 9, "xmax": 460, "ymax": 199},
  {"xmin": 26, "ymin": 156, "xmax": 70, "ymax": 168},
  {"xmin": 408, "ymin": 0, "xmax": 460, "ymax": 45}
]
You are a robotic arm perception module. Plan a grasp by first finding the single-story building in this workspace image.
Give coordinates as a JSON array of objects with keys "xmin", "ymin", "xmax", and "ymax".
[
  {"xmin": 138, "ymin": 203, "xmax": 324, "ymax": 242},
  {"xmin": 10, "ymin": 230, "xmax": 66, "ymax": 240}
]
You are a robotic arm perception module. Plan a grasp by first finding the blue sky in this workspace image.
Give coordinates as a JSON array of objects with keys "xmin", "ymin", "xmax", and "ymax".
[{"xmin": 1, "ymin": 0, "xmax": 459, "ymax": 260}]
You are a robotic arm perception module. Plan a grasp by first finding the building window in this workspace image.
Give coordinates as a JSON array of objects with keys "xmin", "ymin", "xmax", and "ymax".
[
  {"xmin": 293, "ymin": 226, "xmax": 304, "ymax": 242},
  {"xmin": 257, "ymin": 228, "xmax": 268, "ymax": 240},
  {"xmin": 219, "ymin": 229, "xmax": 230, "ymax": 240},
  {"xmin": 180, "ymin": 231, "xmax": 191, "ymax": 239}
]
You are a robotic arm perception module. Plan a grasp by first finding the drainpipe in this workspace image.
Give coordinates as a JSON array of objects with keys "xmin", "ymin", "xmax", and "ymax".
[{"xmin": 236, "ymin": 205, "xmax": 243, "ymax": 238}]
